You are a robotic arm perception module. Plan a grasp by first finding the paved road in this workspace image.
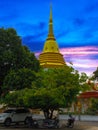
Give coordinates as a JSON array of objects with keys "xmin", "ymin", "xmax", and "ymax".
[{"xmin": 0, "ymin": 121, "xmax": 98, "ymax": 130}]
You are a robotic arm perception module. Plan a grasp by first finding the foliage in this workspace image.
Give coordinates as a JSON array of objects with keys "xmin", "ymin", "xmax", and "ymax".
[
  {"xmin": 0, "ymin": 28, "xmax": 40, "ymax": 96},
  {"xmin": 0, "ymin": 28, "xmax": 21, "ymax": 87},
  {"xmin": 86, "ymin": 98, "xmax": 98, "ymax": 115},
  {"xmin": 2, "ymin": 66, "xmax": 84, "ymax": 119},
  {"xmin": 79, "ymin": 72, "xmax": 91, "ymax": 92},
  {"xmin": 93, "ymin": 67, "xmax": 98, "ymax": 78},
  {"xmin": 3, "ymin": 68, "xmax": 37, "ymax": 92},
  {"xmin": 90, "ymin": 67, "xmax": 98, "ymax": 81}
]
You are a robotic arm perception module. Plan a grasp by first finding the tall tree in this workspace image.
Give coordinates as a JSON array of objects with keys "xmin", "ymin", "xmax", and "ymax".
[
  {"xmin": 0, "ymin": 28, "xmax": 40, "ymax": 95},
  {"xmin": 0, "ymin": 28, "xmax": 21, "ymax": 87}
]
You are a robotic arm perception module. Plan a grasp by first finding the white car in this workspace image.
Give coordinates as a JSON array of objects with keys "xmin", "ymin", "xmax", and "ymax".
[{"xmin": 0, "ymin": 108, "xmax": 32, "ymax": 126}]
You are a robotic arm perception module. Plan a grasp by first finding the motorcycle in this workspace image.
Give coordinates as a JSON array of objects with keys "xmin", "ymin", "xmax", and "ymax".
[
  {"xmin": 42, "ymin": 119, "xmax": 59, "ymax": 128},
  {"xmin": 26, "ymin": 117, "xmax": 39, "ymax": 128},
  {"xmin": 66, "ymin": 117, "xmax": 75, "ymax": 128}
]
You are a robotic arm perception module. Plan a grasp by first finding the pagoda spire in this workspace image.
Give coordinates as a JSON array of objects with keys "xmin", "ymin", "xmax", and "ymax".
[
  {"xmin": 39, "ymin": 3, "xmax": 66, "ymax": 68},
  {"xmin": 47, "ymin": 4, "xmax": 55, "ymax": 40}
]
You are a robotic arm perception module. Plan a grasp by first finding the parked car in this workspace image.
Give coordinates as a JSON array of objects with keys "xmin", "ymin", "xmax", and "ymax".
[{"xmin": 0, "ymin": 108, "xmax": 32, "ymax": 127}]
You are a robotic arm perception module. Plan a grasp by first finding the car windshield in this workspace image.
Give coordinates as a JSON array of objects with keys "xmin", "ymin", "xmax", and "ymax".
[{"xmin": 3, "ymin": 109, "xmax": 15, "ymax": 113}]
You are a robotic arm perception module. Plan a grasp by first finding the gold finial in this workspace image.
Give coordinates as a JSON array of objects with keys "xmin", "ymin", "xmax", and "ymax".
[
  {"xmin": 50, "ymin": 3, "xmax": 52, "ymax": 22},
  {"xmin": 47, "ymin": 3, "xmax": 55, "ymax": 40}
]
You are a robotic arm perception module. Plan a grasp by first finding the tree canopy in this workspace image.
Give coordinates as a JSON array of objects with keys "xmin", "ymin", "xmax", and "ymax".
[
  {"xmin": 2, "ymin": 66, "xmax": 88, "ymax": 119},
  {"xmin": 3, "ymin": 68, "xmax": 37, "ymax": 91},
  {"xmin": 0, "ymin": 28, "xmax": 40, "ymax": 96}
]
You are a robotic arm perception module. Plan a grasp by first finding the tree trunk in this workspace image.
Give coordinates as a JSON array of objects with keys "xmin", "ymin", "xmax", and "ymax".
[{"xmin": 43, "ymin": 109, "xmax": 54, "ymax": 119}]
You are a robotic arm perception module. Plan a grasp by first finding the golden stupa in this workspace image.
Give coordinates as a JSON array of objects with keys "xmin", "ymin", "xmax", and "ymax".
[{"xmin": 39, "ymin": 5, "xmax": 65, "ymax": 68}]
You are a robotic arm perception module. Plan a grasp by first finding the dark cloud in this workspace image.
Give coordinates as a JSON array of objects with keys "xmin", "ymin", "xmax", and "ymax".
[
  {"xmin": 17, "ymin": 22, "xmax": 46, "ymax": 30},
  {"xmin": 73, "ymin": 18, "xmax": 85, "ymax": 26},
  {"xmin": 22, "ymin": 32, "xmax": 46, "ymax": 41},
  {"xmin": 18, "ymin": 21, "xmax": 48, "ymax": 51},
  {"xmin": 86, "ymin": 1, "xmax": 98, "ymax": 13},
  {"xmin": 22, "ymin": 39, "xmax": 44, "ymax": 52},
  {"xmin": 22, "ymin": 34, "xmax": 45, "ymax": 52},
  {"xmin": 39, "ymin": 22, "xmax": 46, "ymax": 30},
  {"xmin": 56, "ymin": 29, "xmax": 70, "ymax": 38},
  {"xmin": 59, "ymin": 42, "xmax": 98, "ymax": 48},
  {"xmin": 0, "ymin": 13, "xmax": 19, "ymax": 23},
  {"xmin": 16, "ymin": 22, "xmax": 47, "ymax": 35}
]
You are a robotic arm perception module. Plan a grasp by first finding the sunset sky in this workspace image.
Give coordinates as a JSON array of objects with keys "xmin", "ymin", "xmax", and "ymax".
[{"xmin": 0, "ymin": 0, "xmax": 98, "ymax": 76}]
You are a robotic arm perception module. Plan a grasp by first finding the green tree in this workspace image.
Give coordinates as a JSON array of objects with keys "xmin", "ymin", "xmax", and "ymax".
[
  {"xmin": 3, "ymin": 68, "xmax": 37, "ymax": 92},
  {"xmin": 79, "ymin": 72, "xmax": 90, "ymax": 92},
  {"xmin": 0, "ymin": 28, "xmax": 40, "ymax": 95},
  {"xmin": 2, "ymin": 66, "xmax": 83, "ymax": 119},
  {"xmin": 0, "ymin": 28, "xmax": 21, "ymax": 88},
  {"xmin": 86, "ymin": 98, "xmax": 98, "ymax": 115}
]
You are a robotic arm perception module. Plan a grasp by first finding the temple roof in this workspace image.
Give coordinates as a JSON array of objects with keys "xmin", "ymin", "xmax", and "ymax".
[{"xmin": 78, "ymin": 91, "xmax": 98, "ymax": 98}]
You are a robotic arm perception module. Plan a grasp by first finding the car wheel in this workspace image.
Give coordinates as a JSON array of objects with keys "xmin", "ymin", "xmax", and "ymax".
[{"xmin": 4, "ymin": 118, "xmax": 12, "ymax": 127}]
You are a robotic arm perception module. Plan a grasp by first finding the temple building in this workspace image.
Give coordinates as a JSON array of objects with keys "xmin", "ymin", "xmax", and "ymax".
[
  {"xmin": 76, "ymin": 68, "xmax": 98, "ymax": 113},
  {"xmin": 39, "ymin": 6, "xmax": 65, "ymax": 68}
]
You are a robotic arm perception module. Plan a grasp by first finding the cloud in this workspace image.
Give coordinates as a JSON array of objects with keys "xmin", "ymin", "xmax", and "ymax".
[
  {"xmin": 85, "ymin": 1, "xmax": 98, "ymax": 13},
  {"xmin": 22, "ymin": 39, "xmax": 44, "ymax": 52},
  {"xmin": 21, "ymin": 22, "xmax": 47, "ymax": 42},
  {"xmin": 0, "ymin": 13, "xmax": 19, "ymax": 24},
  {"xmin": 59, "ymin": 46, "xmax": 98, "ymax": 75},
  {"xmin": 73, "ymin": 18, "xmax": 85, "ymax": 26},
  {"xmin": 73, "ymin": 60, "xmax": 98, "ymax": 68},
  {"xmin": 22, "ymin": 35, "xmax": 45, "ymax": 52},
  {"xmin": 60, "ymin": 46, "xmax": 98, "ymax": 55},
  {"xmin": 23, "ymin": 32, "xmax": 46, "ymax": 41},
  {"xmin": 56, "ymin": 29, "xmax": 70, "ymax": 39},
  {"xmin": 71, "ymin": 58, "xmax": 98, "ymax": 76},
  {"xmin": 16, "ymin": 22, "xmax": 47, "ymax": 36}
]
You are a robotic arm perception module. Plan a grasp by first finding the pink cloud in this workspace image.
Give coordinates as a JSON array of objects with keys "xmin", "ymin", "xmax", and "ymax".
[
  {"xmin": 62, "ymin": 46, "xmax": 98, "ymax": 75},
  {"xmin": 60, "ymin": 46, "xmax": 98, "ymax": 55}
]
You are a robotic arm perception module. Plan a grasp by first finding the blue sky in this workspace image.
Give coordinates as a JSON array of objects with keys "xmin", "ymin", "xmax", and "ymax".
[{"xmin": 0, "ymin": 0, "xmax": 98, "ymax": 76}]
